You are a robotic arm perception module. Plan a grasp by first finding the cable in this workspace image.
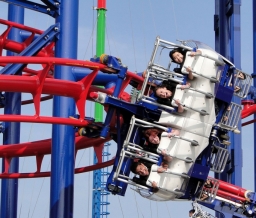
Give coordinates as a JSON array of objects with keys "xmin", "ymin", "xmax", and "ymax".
[
  {"xmin": 147, "ymin": 0, "xmax": 157, "ymax": 36},
  {"xmin": 141, "ymin": 0, "xmax": 148, "ymax": 66},
  {"xmin": 31, "ymin": 160, "xmax": 51, "ymax": 218},
  {"xmin": 83, "ymin": 11, "xmax": 97, "ymax": 60},
  {"xmin": 117, "ymin": 196, "xmax": 125, "ymax": 218},
  {"xmin": 171, "ymin": 0, "xmax": 179, "ymax": 39},
  {"xmin": 18, "ymin": 123, "xmax": 34, "ymax": 218},
  {"xmin": 165, "ymin": 202, "xmax": 172, "ymax": 217},
  {"xmin": 106, "ymin": 24, "xmax": 119, "ymax": 58},
  {"xmin": 133, "ymin": 191, "xmax": 140, "ymax": 218},
  {"xmin": 106, "ymin": 25, "xmax": 112, "ymax": 56},
  {"xmin": 128, "ymin": 0, "xmax": 138, "ymax": 71},
  {"xmin": 27, "ymin": 180, "xmax": 35, "ymax": 218},
  {"xmin": 87, "ymin": 147, "xmax": 92, "ymax": 218},
  {"xmin": 156, "ymin": 201, "xmax": 158, "ymax": 218},
  {"xmin": 77, "ymin": 149, "xmax": 86, "ymax": 167},
  {"xmin": 150, "ymin": 200, "xmax": 152, "ymax": 218}
]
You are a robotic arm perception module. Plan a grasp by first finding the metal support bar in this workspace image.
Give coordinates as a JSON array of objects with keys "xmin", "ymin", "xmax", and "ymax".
[
  {"xmin": 0, "ymin": 0, "xmax": 58, "ymax": 17},
  {"xmin": 0, "ymin": 23, "xmax": 59, "ymax": 75}
]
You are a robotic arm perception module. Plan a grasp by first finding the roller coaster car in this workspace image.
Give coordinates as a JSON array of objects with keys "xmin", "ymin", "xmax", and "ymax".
[{"xmin": 105, "ymin": 37, "xmax": 252, "ymax": 201}]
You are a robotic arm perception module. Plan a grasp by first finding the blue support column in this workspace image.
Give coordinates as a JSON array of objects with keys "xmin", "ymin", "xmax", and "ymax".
[
  {"xmin": 214, "ymin": 1, "xmax": 242, "ymax": 217},
  {"xmin": 50, "ymin": 0, "xmax": 78, "ymax": 217},
  {"xmin": 214, "ymin": 0, "xmax": 242, "ymax": 185},
  {"xmin": 253, "ymin": 1, "xmax": 256, "ymax": 192},
  {"xmin": 229, "ymin": 0, "xmax": 242, "ymax": 186},
  {"xmin": 0, "ymin": 5, "xmax": 24, "ymax": 218}
]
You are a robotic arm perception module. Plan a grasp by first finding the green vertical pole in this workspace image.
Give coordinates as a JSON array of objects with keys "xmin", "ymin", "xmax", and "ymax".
[
  {"xmin": 94, "ymin": 0, "xmax": 106, "ymax": 122},
  {"xmin": 92, "ymin": 1, "xmax": 106, "ymax": 218}
]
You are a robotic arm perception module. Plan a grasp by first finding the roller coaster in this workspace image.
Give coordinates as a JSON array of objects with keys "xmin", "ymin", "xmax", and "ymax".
[
  {"xmin": 0, "ymin": 1, "xmax": 256, "ymax": 218},
  {"xmin": 104, "ymin": 37, "xmax": 256, "ymax": 217}
]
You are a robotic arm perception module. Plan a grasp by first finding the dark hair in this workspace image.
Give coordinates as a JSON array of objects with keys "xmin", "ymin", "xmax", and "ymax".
[
  {"xmin": 143, "ymin": 128, "xmax": 162, "ymax": 138},
  {"xmin": 189, "ymin": 209, "xmax": 195, "ymax": 214},
  {"xmin": 237, "ymin": 71, "xmax": 246, "ymax": 80},
  {"xmin": 153, "ymin": 83, "xmax": 168, "ymax": 97},
  {"xmin": 130, "ymin": 161, "xmax": 140, "ymax": 174},
  {"xmin": 169, "ymin": 48, "xmax": 184, "ymax": 63}
]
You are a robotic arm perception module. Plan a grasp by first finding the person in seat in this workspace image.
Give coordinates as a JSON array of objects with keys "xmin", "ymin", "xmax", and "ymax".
[
  {"xmin": 130, "ymin": 159, "xmax": 168, "ymax": 192},
  {"xmin": 142, "ymin": 128, "xmax": 179, "ymax": 162},
  {"xmin": 169, "ymin": 48, "xmax": 202, "ymax": 80},
  {"xmin": 189, "ymin": 209, "xmax": 195, "ymax": 217},
  {"xmin": 154, "ymin": 80, "xmax": 190, "ymax": 112}
]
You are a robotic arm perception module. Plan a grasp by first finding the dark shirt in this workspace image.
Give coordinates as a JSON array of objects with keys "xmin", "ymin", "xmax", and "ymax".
[
  {"xmin": 141, "ymin": 132, "xmax": 161, "ymax": 154},
  {"xmin": 156, "ymin": 80, "xmax": 179, "ymax": 107},
  {"xmin": 142, "ymin": 142, "xmax": 158, "ymax": 154},
  {"xmin": 132, "ymin": 160, "xmax": 159, "ymax": 192},
  {"xmin": 132, "ymin": 161, "xmax": 152, "ymax": 187}
]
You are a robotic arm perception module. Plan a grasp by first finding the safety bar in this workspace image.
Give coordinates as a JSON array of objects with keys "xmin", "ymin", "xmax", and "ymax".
[
  {"xmin": 126, "ymin": 145, "xmax": 159, "ymax": 158},
  {"xmin": 161, "ymin": 133, "xmax": 199, "ymax": 146},
  {"xmin": 197, "ymin": 53, "xmax": 225, "ymax": 66},
  {"xmin": 141, "ymin": 98, "xmax": 175, "ymax": 111},
  {"xmin": 152, "ymin": 169, "xmax": 190, "ymax": 179},
  {"xmin": 117, "ymin": 177, "xmax": 150, "ymax": 190},
  {"xmin": 158, "ymin": 148, "xmax": 194, "ymax": 163},
  {"xmin": 184, "ymin": 65, "xmax": 218, "ymax": 83},
  {"xmin": 176, "ymin": 86, "xmax": 214, "ymax": 99},
  {"xmin": 173, "ymin": 98, "xmax": 209, "ymax": 116},
  {"xmin": 148, "ymin": 180, "xmax": 185, "ymax": 196}
]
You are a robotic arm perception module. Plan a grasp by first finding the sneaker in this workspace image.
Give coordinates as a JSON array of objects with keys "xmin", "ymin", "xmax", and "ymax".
[{"xmin": 78, "ymin": 127, "xmax": 86, "ymax": 136}]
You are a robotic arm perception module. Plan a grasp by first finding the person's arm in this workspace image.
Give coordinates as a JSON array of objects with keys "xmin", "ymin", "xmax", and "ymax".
[
  {"xmin": 184, "ymin": 67, "xmax": 194, "ymax": 80},
  {"xmin": 189, "ymin": 49, "xmax": 202, "ymax": 57},
  {"xmin": 157, "ymin": 98, "xmax": 173, "ymax": 107},
  {"xmin": 174, "ymin": 99, "xmax": 184, "ymax": 113},
  {"xmin": 142, "ymin": 144, "xmax": 158, "ymax": 154},
  {"xmin": 151, "ymin": 181, "xmax": 159, "ymax": 192},
  {"xmin": 157, "ymin": 166, "xmax": 167, "ymax": 173}
]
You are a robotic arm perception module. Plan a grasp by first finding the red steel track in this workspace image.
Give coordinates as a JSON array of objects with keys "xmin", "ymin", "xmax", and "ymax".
[{"xmin": 0, "ymin": 19, "xmax": 144, "ymax": 178}]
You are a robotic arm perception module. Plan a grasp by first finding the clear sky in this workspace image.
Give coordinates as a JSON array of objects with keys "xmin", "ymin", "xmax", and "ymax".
[{"xmin": 0, "ymin": 1, "xmax": 254, "ymax": 218}]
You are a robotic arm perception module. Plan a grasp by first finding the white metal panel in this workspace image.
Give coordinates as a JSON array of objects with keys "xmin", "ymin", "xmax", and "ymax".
[
  {"xmin": 157, "ymin": 111, "xmax": 212, "ymax": 138},
  {"xmin": 172, "ymin": 88, "xmax": 216, "ymax": 125},
  {"xmin": 157, "ymin": 132, "xmax": 209, "ymax": 161}
]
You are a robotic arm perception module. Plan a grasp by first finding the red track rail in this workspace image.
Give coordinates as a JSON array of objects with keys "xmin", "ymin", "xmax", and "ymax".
[
  {"xmin": 0, "ymin": 55, "xmax": 143, "ymax": 178},
  {"xmin": 0, "ymin": 18, "xmax": 145, "ymax": 178}
]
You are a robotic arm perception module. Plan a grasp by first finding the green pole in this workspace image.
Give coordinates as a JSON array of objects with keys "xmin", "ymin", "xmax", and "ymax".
[
  {"xmin": 92, "ymin": 1, "xmax": 106, "ymax": 217},
  {"xmin": 94, "ymin": 0, "xmax": 106, "ymax": 122}
]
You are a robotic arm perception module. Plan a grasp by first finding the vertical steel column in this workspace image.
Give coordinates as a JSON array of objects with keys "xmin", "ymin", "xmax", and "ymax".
[
  {"xmin": 214, "ymin": 0, "xmax": 242, "ymax": 185},
  {"xmin": 0, "ymin": 5, "xmax": 24, "ymax": 218},
  {"xmin": 253, "ymin": 1, "xmax": 256, "ymax": 192},
  {"xmin": 93, "ymin": 0, "xmax": 106, "ymax": 217},
  {"xmin": 50, "ymin": 0, "xmax": 78, "ymax": 217},
  {"xmin": 229, "ymin": 0, "xmax": 242, "ymax": 186},
  {"xmin": 214, "ymin": 0, "xmax": 229, "ymax": 184}
]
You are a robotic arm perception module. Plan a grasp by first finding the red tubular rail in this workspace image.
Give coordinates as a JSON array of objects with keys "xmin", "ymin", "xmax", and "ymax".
[{"xmin": 217, "ymin": 189, "xmax": 247, "ymax": 202}]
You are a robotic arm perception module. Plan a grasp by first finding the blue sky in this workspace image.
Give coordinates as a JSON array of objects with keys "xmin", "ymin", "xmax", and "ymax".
[{"xmin": 0, "ymin": 1, "xmax": 254, "ymax": 218}]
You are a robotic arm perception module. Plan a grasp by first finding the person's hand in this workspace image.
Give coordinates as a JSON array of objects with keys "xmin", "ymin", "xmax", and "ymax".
[
  {"xmin": 174, "ymin": 99, "xmax": 181, "ymax": 105},
  {"xmin": 181, "ymin": 82, "xmax": 191, "ymax": 90},
  {"xmin": 189, "ymin": 51, "xmax": 197, "ymax": 57},
  {"xmin": 161, "ymin": 162, "xmax": 168, "ymax": 169},
  {"xmin": 167, "ymin": 132, "xmax": 174, "ymax": 138},
  {"xmin": 157, "ymin": 166, "xmax": 167, "ymax": 173},
  {"xmin": 142, "ymin": 70, "xmax": 147, "ymax": 78},
  {"xmin": 161, "ymin": 149, "xmax": 167, "ymax": 156},
  {"xmin": 185, "ymin": 66, "xmax": 192, "ymax": 73},
  {"xmin": 189, "ymin": 50, "xmax": 201, "ymax": 57},
  {"xmin": 185, "ymin": 67, "xmax": 194, "ymax": 80},
  {"xmin": 152, "ymin": 181, "xmax": 158, "ymax": 188}
]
